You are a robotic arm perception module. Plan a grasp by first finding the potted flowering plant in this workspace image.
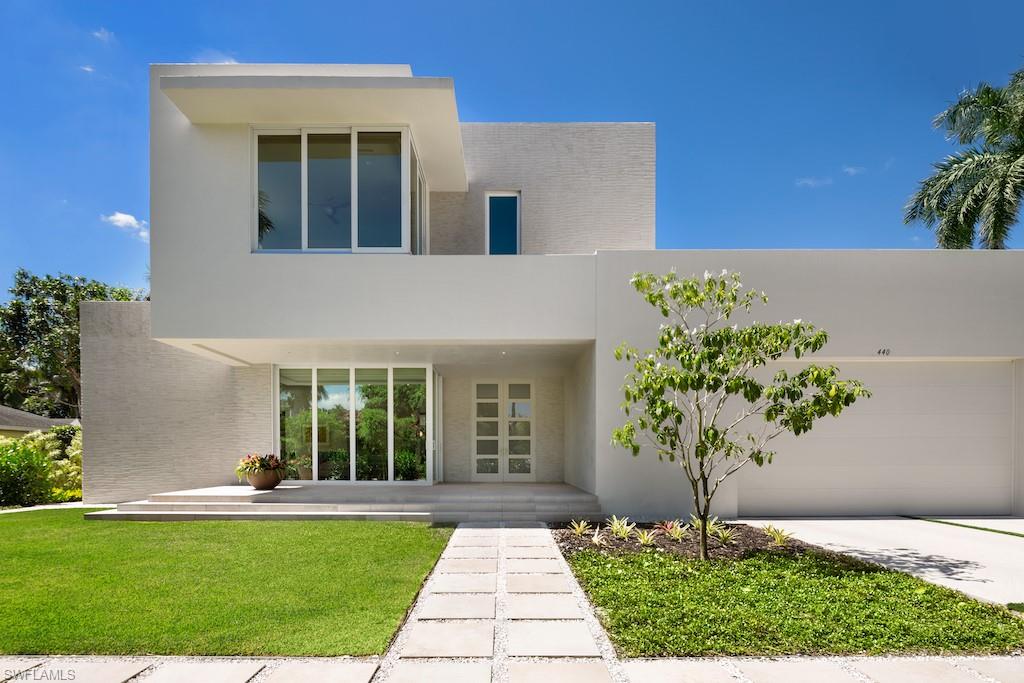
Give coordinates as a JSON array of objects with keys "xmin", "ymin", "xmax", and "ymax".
[{"xmin": 235, "ymin": 453, "xmax": 286, "ymax": 490}]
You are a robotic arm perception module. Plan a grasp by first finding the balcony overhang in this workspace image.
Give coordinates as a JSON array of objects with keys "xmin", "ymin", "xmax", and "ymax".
[{"xmin": 160, "ymin": 72, "xmax": 467, "ymax": 191}]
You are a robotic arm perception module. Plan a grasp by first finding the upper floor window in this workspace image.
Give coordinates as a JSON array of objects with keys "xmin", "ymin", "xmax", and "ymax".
[
  {"xmin": 255, "ymin": 127, "xmax": 423, "ymax": 253},
  {"xmin": 486, "ymin": 192, "xmax": 520, "ymax": 255}
]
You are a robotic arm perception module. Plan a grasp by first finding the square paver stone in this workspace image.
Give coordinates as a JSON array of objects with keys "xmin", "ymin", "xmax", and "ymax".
[
  {"xmin": 144, "ymin": 662, "xmax": 265, "ymax": 683},
  {"xmin": 450, "ymin": 536, "xmax": 499, "ymax": 547},
  {"xmin": 418, "ymin": 593, "xmax": 496, "ymax": 619},
  {"xmin": 503, "ymin": 545, "xmax": 559, "ymax": 558},
  {"xmin": 507, "ymin": 573, "xmax": 571, "ymax": 593},
  {"xmin": 31, "ymin": 661, "xmax": 153, "ymax": 683},
  {"xmin": 400, "ymin": 621, "xmax": 494, "ymax": 658},
  {"xmin": 444, "ymin": 546, "xmax": 498, "ymax": 559},
  {"xmin": 621, "ymin": 660, "xmax": 737, "ymax": 683},
  {"xmin": 506, "ymin": 593, "xmax": 583, "ymax": 619},
  {"xmin": 963, "ymin": 657, "xmax": 1024, "ymax": 682},
  {"xmin": 852, "ymin": 659, "xmax": 982, "ymax": 683},
  {"xmin": 509, "ymin": 661, "xmax": 612, "ymax": 683},
  {"xmin": 431, "ymin": 573, "xmax": 497, "ymax": 593},
  {"xmin": 264, "ymin": 661, "xmax": 378, "ymax": 683},
  {"xmin": 506, "ymin": 620, "xmax": 600, "ymax": 657},
  {"xmin": 0, "ymin": 660, "xmax": 39, "ymax": 681},
  {"xmin": 738, "ymin": 660, "xmax": 860, "ymax": 683},
  {"xmin": 504, "ymin": 536, "xmax": 554, "ymax": 546},
  {"xmin": 506, "ymin": 558, "xmax": 563, "ymax": 573},
  {"xmin": 387, "ymin": 661, "xmax": 491, "ymax": 683},
  {"xmin": 436, "ymin": 558, "xmax": 498, "ymax": 573}
]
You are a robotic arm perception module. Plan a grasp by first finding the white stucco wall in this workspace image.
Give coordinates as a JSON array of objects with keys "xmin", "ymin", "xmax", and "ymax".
[
  {"xmin": 430, "ymin": 123, "xmax": 655, "ymax": 255},
  {"xmin": 81, "ymin": 302, "xmax": 273, "ymax": 503},
  {"xmin": 593, "ymin": 250, "xmax": 1024, "ymax": 518},
  {"xmin": 563, "ymin": 344, "xmax": 597, "ymax": 493}
]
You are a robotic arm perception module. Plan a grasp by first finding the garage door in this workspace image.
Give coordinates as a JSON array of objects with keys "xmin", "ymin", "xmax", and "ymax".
[{"xmin": 738, "ymin": 361, "xmax": 1013, "ymax": 516}]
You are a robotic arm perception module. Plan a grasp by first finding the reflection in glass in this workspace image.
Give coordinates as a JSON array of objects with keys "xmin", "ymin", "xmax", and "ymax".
[
  {"xmin": 258, "ymin": 136, "xmax": 302, "ymax": 249},
  {"xmin": 279, "ymin": 368, "xmax": 312, "ymax": 479},
  {"xmin": 508, "ymin": 421, "xmax": 531, "ymax": 436},
  {"xmin": 394, "ymin": 368, "xmax": 427, "ymax": 481},
  {"xmin": 476, "ymin": 384, "xmax": 498, "ymax": 399},
  {"xmin": 477, "ymin": 422, "xmax": 499, "ymax": 437},
  {"xmin": 317, "ymin": 369, "xmax": 350, "ymax": 480},
  {"xmin": 357, "ymin": 132, "xmax": 402, "ymax": 248},
  {"xmin": 477, "ymin": 403, "xmax": 499, "ymax": 418},
  {"xmin": 476, "ymin": 458, "xmax": 499, "ymax": 474},
  {"xmin": 308, "ymin": 134, "xmax": 352, "ymax": 249},
  {"xmin": 509, "ymin": 439, "xmax": 531, "ymax": 455},
  {"xmin": 507, "ymin": 401, "xmax": 531, "ymax": 418},
  {"xmin": 355, "ymin": 368, "xmax": 388, "ymax": 480},
  {"xmin": 509, "ymin": 458, "xmax": 531, "ymax": 474},
  {"xmin": 476, "ymin": 440, "xmax": 499, "ymax": 455},
  {"xmin": 509, "ymin": 384, "xmax": 531, "ymax": 399}
]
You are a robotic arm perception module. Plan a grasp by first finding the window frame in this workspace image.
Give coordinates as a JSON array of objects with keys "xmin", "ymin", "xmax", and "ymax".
[
  {"xmin": 484, "ymin": 190, "xmax": 521, "ymax": 255},
  {"xmin": 252, "ymin": 125, "xmax": 416, "ymax": 254},
  {"xmin": 272, "ymin": 363, "xmax": 434, "ymax": 485}
]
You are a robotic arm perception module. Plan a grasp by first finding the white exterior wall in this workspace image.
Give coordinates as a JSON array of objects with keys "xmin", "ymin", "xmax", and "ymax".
[
  {"xmin": 81, "ymin": 302, "xmax": 273, "ymax": 503},
  {"xmin": 593, "ymin": 250, "xmax": 1024, "ymax": 518},
  {"xmin": 564, "ymin": 344, "xmax": 597, "ymax": 493},
  {"xmin": 430, "ymin": 123, "xmax": 655, "ymax": 255}
]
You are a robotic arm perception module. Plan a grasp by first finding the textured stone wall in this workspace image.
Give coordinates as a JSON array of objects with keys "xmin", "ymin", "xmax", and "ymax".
[
  {"xmin": 430, "ymin": 123, "xmax": 655, "ymax": 255},
  {"xmin": 81, "ymin": 302, "xmax": 272, "ymax": 502}
]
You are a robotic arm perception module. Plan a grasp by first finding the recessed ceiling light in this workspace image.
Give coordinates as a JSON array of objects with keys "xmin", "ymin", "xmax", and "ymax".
[{"xmin": 500, "ymin": 351, "xmax": 507, "ymax": 356}]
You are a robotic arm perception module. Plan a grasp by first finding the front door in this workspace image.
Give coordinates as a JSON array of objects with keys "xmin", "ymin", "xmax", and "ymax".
[{"xmin": 472, "ymin": 380, "xmax": 534, "ymax": 482}]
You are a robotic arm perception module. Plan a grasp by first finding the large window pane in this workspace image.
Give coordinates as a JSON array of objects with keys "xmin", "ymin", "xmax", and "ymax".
[
  {"xmin": 317, "ymin": 369, "xmax": 351, "ymax": 480},
  {"xmin": 354, "ymin": 368, "xmax": 388, "ymax": 480},
  {"xmin": 393, "ymin": 368, "xmax": 427, "ymax": 481},
  {"xmin": 308, "ymin": 134, "xmax": 352, "ymax": 249},
  {"xmin": 279, "ymin": 368, "xmax": 312, "ymax": 480},
  {"xmin": 357, "ymin": 132, "xmax": 402, "ymax": 248},
  {"xmin": 258, "ymin": 135, "xmax": 301, "ymax": 249},
  {"xmin": 488, "ymin": 195, "xmax": 519, "ymax": 255}
]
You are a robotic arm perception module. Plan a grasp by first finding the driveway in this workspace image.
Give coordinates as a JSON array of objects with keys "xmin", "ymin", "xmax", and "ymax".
[{"xmin": 741, "ymin": 517, "xmax": 1024, "ymax": 605}]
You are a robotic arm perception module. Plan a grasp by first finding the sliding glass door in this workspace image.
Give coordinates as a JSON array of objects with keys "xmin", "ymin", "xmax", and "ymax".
[{"xmin": 276, "ymin": 366, "xmax": 432, "ymax": 483}]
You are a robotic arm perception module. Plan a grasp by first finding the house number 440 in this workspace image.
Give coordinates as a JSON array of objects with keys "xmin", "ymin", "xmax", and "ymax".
[{"xmin": 876, "ymin": 348, "xmax": 891, "ymax": 356}]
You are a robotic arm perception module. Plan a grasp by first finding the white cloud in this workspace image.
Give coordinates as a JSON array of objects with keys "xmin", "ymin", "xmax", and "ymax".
[
  {"xmin": 101, "ymin": 211, "xmax": 149, "ymax": 243},
  {"xmin": 92, "ymin": 27, "xmax": 114, "ymax": 42},
  {"xmin": 842, "ymin": 165, "xmax": 866, "ymax": 176},
  {"xmin": 794, "ymin": 176, "xmax": 833, "ymax": 189},
  {"xmin": 192, "ymin": 49, "xmax": 238, "ymax": 64},
  {"xmin": 79, "ymin": 65, "xmax": 95, "ymax": 73}
]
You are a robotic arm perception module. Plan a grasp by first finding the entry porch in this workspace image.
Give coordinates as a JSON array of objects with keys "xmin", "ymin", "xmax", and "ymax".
[{"xmin": 85, "ymin": 482, "xmax": 602, "ymax": 523}]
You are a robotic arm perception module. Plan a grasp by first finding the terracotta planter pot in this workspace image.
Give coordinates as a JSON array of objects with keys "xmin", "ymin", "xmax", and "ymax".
[{"xmin": 246, "ymin": 469, "xmax": 283, "ymax": 491}]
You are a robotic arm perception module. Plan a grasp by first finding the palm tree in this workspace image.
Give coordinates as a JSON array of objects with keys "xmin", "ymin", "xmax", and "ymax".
[{"xmin": 905, "ymin": 67, "xmax": 1024, "ymax": 248}]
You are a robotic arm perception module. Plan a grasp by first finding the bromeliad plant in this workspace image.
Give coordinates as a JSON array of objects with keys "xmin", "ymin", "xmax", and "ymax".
[
  {"xmin": 569, "ymin": 519, "xmax": 594, "ymax": 537},
  {"xmin": 634, "ymin": 528, "xmax": 660, "ymax": 547},
  {"xmin": 607, "ymin": 515, "xmax": 636, "ymax": 540},
  {"xmin": 235, "ymin": 453, "xmax": 286, "ymax": 481},
  {"xmin": 612, "ymin": 270, "xmax": 870, "ymax": 560}
]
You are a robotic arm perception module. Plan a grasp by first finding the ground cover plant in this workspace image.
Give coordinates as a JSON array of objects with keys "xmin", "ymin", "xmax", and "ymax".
[
  {"xmin": 556, "ymin": 521, "xmax": 1024, "ymax": 657},
  {"xmin": 0, "ymin": 510, "xmax": 450, "ymax": 655}
]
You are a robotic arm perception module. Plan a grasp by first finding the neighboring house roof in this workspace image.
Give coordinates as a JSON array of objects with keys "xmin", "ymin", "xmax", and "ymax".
[{"xmin": 0, "ymin": 405, "xmax": 77, "ymax": 433}]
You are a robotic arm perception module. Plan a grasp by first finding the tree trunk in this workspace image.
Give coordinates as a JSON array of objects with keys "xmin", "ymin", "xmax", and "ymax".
[{"xmin": 698, "ymin": 508, "xmax": 710, "ymax": 561}]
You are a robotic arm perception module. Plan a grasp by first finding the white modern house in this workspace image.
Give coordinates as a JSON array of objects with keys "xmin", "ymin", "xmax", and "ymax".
[{"xmin": 82, "ymin": 63, "xmax": 1024, "ymax": 521}]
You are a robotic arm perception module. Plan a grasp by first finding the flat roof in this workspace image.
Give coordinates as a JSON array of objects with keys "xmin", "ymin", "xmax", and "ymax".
[{"xmin": 158, "ymin": 64, "xmax": 467, "ymax": 191}]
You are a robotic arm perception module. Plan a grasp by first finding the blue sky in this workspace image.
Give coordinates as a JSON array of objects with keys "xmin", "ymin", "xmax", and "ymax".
[{"xmin": 1, "ymin": 1, "xmax": 1022, "ymax": 296}]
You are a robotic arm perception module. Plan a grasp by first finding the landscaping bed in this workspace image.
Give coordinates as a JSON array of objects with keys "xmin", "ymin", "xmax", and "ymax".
[
  {"xmin": 0, "ymin": 509, "xmax": 450, "ymax": 655},
  {"xmin": 555, "ymin": 521, "xmax": 1024, "ymax": 657}
]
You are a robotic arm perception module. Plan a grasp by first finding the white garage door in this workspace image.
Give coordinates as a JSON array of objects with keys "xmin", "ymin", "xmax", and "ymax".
[{"xmin": 738, "ymin": 361, "xmax": 1013, "ymax": 517}]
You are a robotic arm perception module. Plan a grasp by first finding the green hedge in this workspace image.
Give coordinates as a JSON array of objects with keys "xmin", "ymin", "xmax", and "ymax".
[
  {"xmin": 0, "ymin": 440, "xmax": 53, "ymax": 506},
  {"xmin": 0, "ymin": 425, "xmax": 83, "ymax": 506}
]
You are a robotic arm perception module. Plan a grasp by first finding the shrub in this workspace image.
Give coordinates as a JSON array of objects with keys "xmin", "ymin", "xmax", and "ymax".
[
  {"xmin": 50, "ymin": 428, "xmax": 82, "ymax": 492},
  {"xmin": 0, "ymin": 439, "xmax": 53, "ymax": 506}
]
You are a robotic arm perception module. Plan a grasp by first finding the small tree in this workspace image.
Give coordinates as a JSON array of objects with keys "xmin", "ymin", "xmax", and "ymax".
[{"xmin": 612, "ymin": 270, "xmax": 870, "ymax": 560}]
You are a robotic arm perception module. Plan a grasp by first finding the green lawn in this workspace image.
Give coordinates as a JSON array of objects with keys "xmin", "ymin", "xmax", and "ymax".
[
  {"xmin": 569, "ymin": 548, "xmax": 1024, "ymax": 657},
  {"xmin": 0, "ymin": 509, "xmax": 450, "ymax": 655}
]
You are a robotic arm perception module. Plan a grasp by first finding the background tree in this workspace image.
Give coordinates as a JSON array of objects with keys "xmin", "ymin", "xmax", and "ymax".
[
  {"xmin": 612, "ymin": 270, "xmax": 870, "ymax": 560},
  {"xmin": 0, "ymin": 269, "xmax": 140, "ymax": 418},
  {"xmin": 905, "ymin": 67, "xmax": 1024, "ymax": 248}
]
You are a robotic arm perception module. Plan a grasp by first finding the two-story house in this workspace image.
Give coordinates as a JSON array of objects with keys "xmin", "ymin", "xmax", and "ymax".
[{"xmin": 82, "ymin": 64, "xmax": 1024, "ymax": 521}]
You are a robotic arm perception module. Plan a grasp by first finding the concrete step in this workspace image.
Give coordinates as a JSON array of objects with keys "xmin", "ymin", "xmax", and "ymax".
[{"xmin": 85, "ymin": 509, "xmax": 433, "ymax": 522}]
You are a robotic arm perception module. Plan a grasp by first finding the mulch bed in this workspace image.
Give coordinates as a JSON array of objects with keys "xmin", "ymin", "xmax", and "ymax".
[{"xmin": 553, "ymin": 520, "xmax": 817, "ymax": 561}]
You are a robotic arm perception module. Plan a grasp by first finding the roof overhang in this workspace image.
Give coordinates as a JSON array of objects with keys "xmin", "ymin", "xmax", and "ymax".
[{"xmin": 160, "ymin": 72, "xmax": 467, "ymax": 191}]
